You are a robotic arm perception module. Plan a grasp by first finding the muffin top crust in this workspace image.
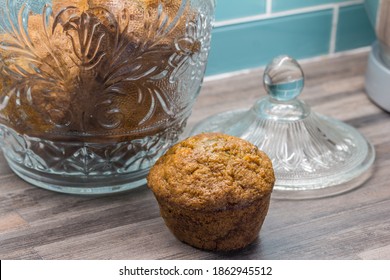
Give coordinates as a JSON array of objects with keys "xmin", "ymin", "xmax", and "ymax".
[{"xmin": 147, "ymin": 133, "xmax": 275, "ymax": 210}]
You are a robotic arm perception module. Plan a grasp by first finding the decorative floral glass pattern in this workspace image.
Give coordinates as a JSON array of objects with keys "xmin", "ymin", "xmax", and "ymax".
[{"xmin": 0, "ymin": 0, "xmax": 215, "ymax": 194}]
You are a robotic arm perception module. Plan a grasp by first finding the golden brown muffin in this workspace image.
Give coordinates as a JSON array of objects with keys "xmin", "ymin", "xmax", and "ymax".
[{"xmin": 147, "ymin": 133, "xmax": 275, "ymax": 251}]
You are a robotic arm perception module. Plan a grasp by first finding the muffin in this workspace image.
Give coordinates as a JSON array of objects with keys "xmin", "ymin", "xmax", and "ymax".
[{"xmin": 147, "ymin": 133, "xmax": 275, "ymax": 251}]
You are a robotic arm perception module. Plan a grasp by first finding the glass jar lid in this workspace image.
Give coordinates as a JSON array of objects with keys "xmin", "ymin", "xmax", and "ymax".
[{"xmin": 191, "ymin": 56, "xmax": 375, "ymax": 199}]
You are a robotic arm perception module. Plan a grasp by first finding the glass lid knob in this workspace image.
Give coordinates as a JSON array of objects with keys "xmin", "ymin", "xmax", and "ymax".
[
  {"xmin": 264, "ymin": 56, "xmax": 304, "ymax": 102},
  {"xmin": 191, "ymin": 55, "xmax": 375, "ymax": 199}
]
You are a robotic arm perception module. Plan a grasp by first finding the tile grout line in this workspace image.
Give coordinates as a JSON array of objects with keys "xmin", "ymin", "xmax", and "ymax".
[
  {"xmin": 266, "ymin": 0, "xmax": 272, "ymax": 15},
  {"xmin": 214, "ymin": 0, "xmax": 364, "ymax": 28},
  {"xmin": 329, "ymin": 5, "xmax": 340, "ymax": 54}
]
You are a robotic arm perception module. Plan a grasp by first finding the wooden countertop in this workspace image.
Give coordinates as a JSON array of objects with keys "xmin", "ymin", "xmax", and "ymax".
[{"xmin": 1, "ymin": 51, "xmax": 390, "ymax": 260}]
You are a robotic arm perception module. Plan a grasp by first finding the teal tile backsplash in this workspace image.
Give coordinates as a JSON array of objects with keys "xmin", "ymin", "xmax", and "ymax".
[
  {"xmin": 208, "ymin": 10, "xmax": 333, "ymax": 75},
  {"xmin": 336, "ymin": 4, "xmax": 376, "ymax": 52},
  {"xmin": 208, "ymin": 0, "xmax": 376, "ymax": 76},
  {"xmin": 272, "ymin": 0, "xmax": 347, "ymax": 12},
  {"xmin": 364, "ymin": 0, "xmax": 380, "ymax": 27},
  {"xmin": 215, "ymin": 0, "xmax": 266, "ymax": 21}
]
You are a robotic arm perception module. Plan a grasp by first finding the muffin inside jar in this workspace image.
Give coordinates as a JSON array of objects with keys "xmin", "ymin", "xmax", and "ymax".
[
  {"xmin": 0, "ymin": 0, "xmax": 215, "ymax": 193},
  {"xmin": 0, "ymin": 0, "xmax": 202, "ymax": 140}
]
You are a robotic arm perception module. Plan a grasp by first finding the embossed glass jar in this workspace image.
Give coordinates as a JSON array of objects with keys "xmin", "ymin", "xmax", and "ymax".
[{"xmin": 0, "ymin": 0, "xmax": 215, "ymax": 194}]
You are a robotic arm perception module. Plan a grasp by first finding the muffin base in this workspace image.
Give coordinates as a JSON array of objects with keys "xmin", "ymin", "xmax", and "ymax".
[{"xmin": 156, "ymin": 194, "xmax": 271, "ymax": 251}]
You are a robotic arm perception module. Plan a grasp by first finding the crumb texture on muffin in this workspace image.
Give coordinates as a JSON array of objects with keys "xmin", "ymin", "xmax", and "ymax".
[
  {"xmin": 147, "ymin": 133, "xmax": 275, "ymax": 251},
  {"xmin": 148, "ymin": 133, "xmax": 275, "ymax": 210}
]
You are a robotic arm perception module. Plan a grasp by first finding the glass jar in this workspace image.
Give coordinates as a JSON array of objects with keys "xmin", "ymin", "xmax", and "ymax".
[{"xmin": 0, "ymin": 0, "xmax": 215, "ymax": 194}]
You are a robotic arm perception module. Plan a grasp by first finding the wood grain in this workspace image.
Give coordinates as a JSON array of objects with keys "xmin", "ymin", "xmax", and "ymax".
[
  {"xmin": 1, "ymin": 51, "xmax": 390, "ymax": 260},
  {"xmin": 0, "ymin": 212, "xmax": 28, "ymax": 233}
]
